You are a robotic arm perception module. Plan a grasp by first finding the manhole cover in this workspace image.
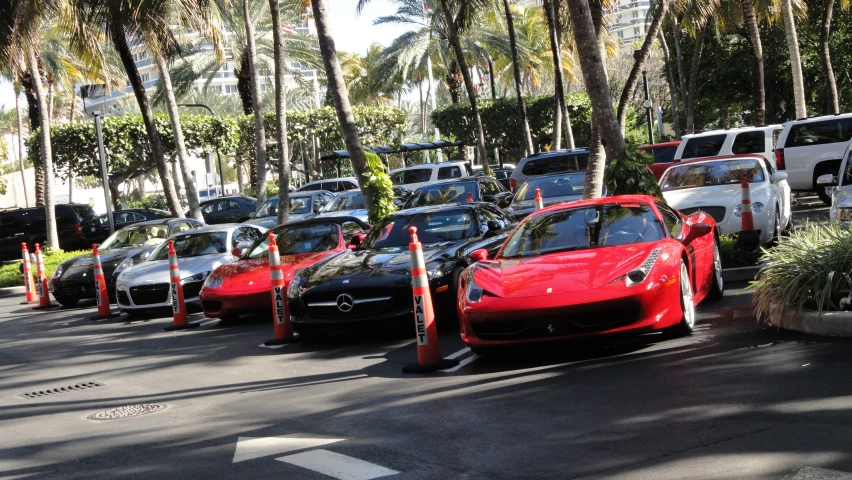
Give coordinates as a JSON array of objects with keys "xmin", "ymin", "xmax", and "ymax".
[{"xmin": 88, "ymin": 404, "xmax": 167, "ymax": 420}]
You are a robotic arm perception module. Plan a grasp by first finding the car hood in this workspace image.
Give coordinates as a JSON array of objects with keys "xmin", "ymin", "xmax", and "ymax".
[
  {"xmin": 212, "ymin": 251, "xmax": 338, "ymax": 291},
  {"xmin": 58, "ymin": 246, "xmax": 153, "ymax": 280},
  {"xmin": 119, "ymin": 253, "xmax": 237, "ymax": 285},
  {"xmin": 473, "ymin": 243, "xmax": 662, "ymax": 298},
  {"xmin": 663, "ymin": 183, "xmax": 770, "ymax": 209}
]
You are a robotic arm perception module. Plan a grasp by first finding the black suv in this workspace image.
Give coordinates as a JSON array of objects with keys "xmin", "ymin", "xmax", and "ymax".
[
  {"xmin": 197, "ymin": 195, "xmax": 257, "ymax": 224},
  {"xmin": 0, "ymin": 204, "xmax": 101, "ymax": 260}
]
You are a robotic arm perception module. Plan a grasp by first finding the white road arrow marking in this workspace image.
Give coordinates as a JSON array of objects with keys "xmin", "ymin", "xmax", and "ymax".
[
  {"xmin": 277, "ymin": 449, "xmax": 398, "ymax": 480},
  {"xmin": 232, "ymin": 437, "xmax": 343, "ymax": 463}
]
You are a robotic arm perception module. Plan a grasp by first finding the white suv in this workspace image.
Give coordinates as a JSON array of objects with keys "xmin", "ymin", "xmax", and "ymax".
[
  {"xmin": 774, "ymin": 114, "xmax": 852, "ymax": 204},
  {"xmin": 297, "ymin": 177, "xmax": 359, "ymax": 193},
  {"xmin": 674, "ymin": 125, "xmax": 782, "ymax": 164},
  {"xmin": 389, "ymin": 161, "xmax": 470, "ymax": 190}
]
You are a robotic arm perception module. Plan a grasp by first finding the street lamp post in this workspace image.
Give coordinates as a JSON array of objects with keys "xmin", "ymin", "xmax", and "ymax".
[
  {"xmin": 642, "ymin": 71, "xmax": 655, "ymax": 145},
  {"xmin": 178, "ymin": 103, "xmax": 225, "ymax": 197},
  {"xmin": 80, "ymin": 84, "xmax": 116, "ymax": 235}
]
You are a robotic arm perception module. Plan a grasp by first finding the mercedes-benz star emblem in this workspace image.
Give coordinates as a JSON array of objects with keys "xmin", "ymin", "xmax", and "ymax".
[{"xmin": 336, "ymin": 294, "xmax": 354, "ymax": 312}]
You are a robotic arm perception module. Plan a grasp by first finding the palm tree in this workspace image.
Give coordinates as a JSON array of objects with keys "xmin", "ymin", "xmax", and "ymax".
[
  {"xmin": 242, "ymin": 0, "xmax": 269, "ymax": 205},
  {"xmin": 685, "ymin": 20, "xmax": 708, "ymax": 134},
  {"xmin": 820, "ymin": 0, "xmax": 845, "ymax": 114},
  {"xmin": 501, "ymin": 0, "xmax": 534, "ymax": 154},
  {"xmin": 542, "ymin": 0, "xmax": 564, "ymax": 150},
  {"xmin": 740, "ymin": 0, "xmax": 766, "ymax": 125},
  {"xmin": 268, "ymin": 0, "xmax": 291, "ymax": 224},
  {"xmin": 778, "ymin": 0, "xmax": 806, "ymax": 118},
  {"xmin": 657, "ymin": 29, "xmax": 681, "ymax": 138}
]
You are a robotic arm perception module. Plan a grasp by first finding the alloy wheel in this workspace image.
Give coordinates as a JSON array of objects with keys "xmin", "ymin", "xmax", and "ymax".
[{"xmin": 681, "ymin": 263, "xmax": 695, "ymax": 329}]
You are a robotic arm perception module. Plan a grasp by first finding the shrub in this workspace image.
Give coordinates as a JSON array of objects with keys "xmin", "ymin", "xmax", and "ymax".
[
  {"xmin": 0, "ymin": 250, "xmax": 89, "ymax": 288},
  {"xmin": 719, "ymin": 234, "xmax": 761, "ymax": 269},
  {"xmin": 603, "ymin": 143, "xmax": 663, "ymax": 198},
  {"xmin": 361, "ymin": 151, "xmax": 397, "ymax": 224}
]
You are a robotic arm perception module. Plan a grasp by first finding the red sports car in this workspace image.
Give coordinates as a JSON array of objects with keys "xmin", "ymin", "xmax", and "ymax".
[
  {"xmin": 457, "ymin": 195, "xmax": 723, "ymax": 353},
  {"xmin": 199, "ymin": 217, "xmax": 370, "ymax": 321}
]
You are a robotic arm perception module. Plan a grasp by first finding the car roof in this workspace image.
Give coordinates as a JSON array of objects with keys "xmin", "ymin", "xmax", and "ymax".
[
  {"xmin": 671, "ymin": 155, "xmax": 768, "ymax": 167},
  {"xmin": 412, "ymin": 177, "xmax": 481, "ymax": 189},
  {"xmin": 534, "ymin": 194, "xmax": 658, "ymax": 215},
  {"xmin": 390, "ymin": 161, "xmax": 467, "ymax": 173},
  {"xmin": 265, "ymin": 191, "xmax": 326, "ymax": 202},
  {"xmin": 639, "ymin": 141, "xmax": 681, "ymax": 149},
  {"xmin": 269, "ymin": 215, "xmax": 371, "ymax": 232},
  {"xmin": 171, "ymin": 223, "xmax": 255, "ymax": 235},
  {"xmin": 782, "ymin": 113, "xmax": 852, "ymax": 125},
  {"xmin": 522, "ymin": 170, "xmax": 587, "ymax": 181},
  {"xmin": 302, "ymin": 177, "xmax": 358, "ymax": 184},
  {"xmin": 335, "ymin": 190, "xmax": 363, "ymax": 197},
  {"xmin": 521, "ymin": 148, "xmax": 590, "ymax": 161},
  {"xmin": 682, "ymin": 125, "xmax": 783, "ymax": 138}
]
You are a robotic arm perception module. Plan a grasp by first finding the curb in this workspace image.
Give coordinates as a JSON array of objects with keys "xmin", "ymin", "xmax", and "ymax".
[
  {"xmin": 0, "ymin": 286, "xmax": 26, "ymax": 299},
  {"xmin": 770, "ymin": 307, "xmax": 852, "ymax": 337},
  {"xmin": 722, "ymin": 265, "xmax": 763, "ymax": 283}
]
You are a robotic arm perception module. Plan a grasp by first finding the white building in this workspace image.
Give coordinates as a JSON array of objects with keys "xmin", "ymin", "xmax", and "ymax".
[{"xmin": 609, "ymin": 0, "xmax": 652, "ymax": 43}]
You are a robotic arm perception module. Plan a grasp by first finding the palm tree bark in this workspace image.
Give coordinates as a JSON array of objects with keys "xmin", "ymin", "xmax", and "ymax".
[
  {"xmin": 555, "ymin": 20, "xmax": 575, "ymax": 149},
  {"xmin": 566, "ymin": 0, "xmax": 626, "ymax": 198},
  {"xmin": 671, "ymin": 14, "xmax": 689, "ymax": 114},
  {"xmin": 14, "ymin": 85, "xmax": 29, "ymax": 207},
  {"xmin": 26, "ymin": 49, "xmax": 58, "ymax": 250},
  {"xmin": 311, "ymin": 0, "xmax": 373, "ymax": 207},
  {"xmin": 543, "ymin": 0, "xmax": 562, "ymax": 150},
  {"xmin": 584, "ymin": 0, "xmax": 607, "ymax": 199},
  {"xmin": 658, "ymin": 29, "xmax": 681, "ymax": 139},
  {"xmin": 503, "ymin": 0, "xmax": 535, "ymax": 154},
  {"xmin": 740, "ymin": 0, "xmax": 766, "ymax": 125},
  {"xmin": 821, "ymin": 0, "xmax": 840, "ymax": 114},
  {"xmin": 111, "ymin": 26, "xmax": 183, "ymax": 217},
  {"xmin": 438, "ymin": 0, "xmax": 490, "ymax": 174},
  {"xmin": 269, "ymin": 0, "xmax": 291, "ymax": 224},
  {"xmin": 685, "ymin": 22, "xmax": 707, "ymax": 134},
  {"xmin": 21, "ymin": 70, "xmax": 45, "ymax": 205},
  {"xmin": 243, "ymin": 0, "xmax": 269, "ymax": 206},
  {"xmin": 155, "ymin": 53, "xmax": 203, "ymax": 221},
  {"xmin": 780, "ymin": 0, "xmax": 807, "ymax": 118},
  {"xmin": 616, "ymin": 0, "xmax": 669, "ymax": 134}
]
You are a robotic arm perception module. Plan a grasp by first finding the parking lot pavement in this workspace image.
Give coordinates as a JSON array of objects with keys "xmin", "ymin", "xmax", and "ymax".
[
  {"xmin": 4, "ymin": 287, "xmax": 852, "ymax": 479},
  {"xmin": 792, "ymin": 196, "xmax": 830, "ymax": 226}
]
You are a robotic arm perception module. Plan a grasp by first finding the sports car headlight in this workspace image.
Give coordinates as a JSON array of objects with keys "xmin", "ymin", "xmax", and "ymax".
[
  {"xmin": 625, "ymin": 248, "xmax": 662, "ymax": 287},
  {"xmin": 287, "ymin": 274, "xmax": 306, "ymax": 298},
  {"xmin": 182, "ymin": 271, "xmax": 210, "ymax": 285},
  {"xmin": 203, "ymin": 274, "xmax": 224, "ymax": 289},
  {"xmin": 837, "ymin": 207, "xmax": 852, "ymax": 221},
  {"xmin": 734, "ymin": 202, "xmax": 765, "ymax": 217},
  {"xmin": 427, "ymin": 263, "xmax": 454, "ymax": 281},
  {"xmin": 52, "ymin": 264, "xmax": 64, "ymax": 279},
  {"xmin": 465, "ymin": 270, "xmax": 484, "ymax": 303},
  {"xmin": 114, "ymin": 258, "xmax": 133, "ymax": 274}
]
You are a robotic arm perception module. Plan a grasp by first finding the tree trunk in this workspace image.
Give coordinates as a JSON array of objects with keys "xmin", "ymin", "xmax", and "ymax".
[
  {"xmin": 446, "ymin": 60, "xmax": 463, "ymax": 104},
  {"xmin": 171, "ymin": 160, "xmax": 183, "ymax": 203},
  {"xmin": 236, "ymin": 154, "xmax": 245, "ymax": 193},
  {"xmin": 672, "ymin": 14, "xmax": 689, "ymax": 115},
  {"xmin": 821, "ymin": 0, "xmax": 840, "ymax": 115},
  {"xmin": 21, "ymin": 70, "xmax": 45, "ymax": 206},
  {"xmin": 543, "ymin": 0, "xmax": 562, "ymax": 150},
  {"xmin": 555, "ymin": 21, "xmax": 575, "ymax": 149},
  {"xmin": 780, "ymin": 0, "xmax": 807, "ymax": 118},
  {"xmin": 503, "ymin": 0, "xmax": 535, "ymax": 154},
  {"xmin": 583, "ymin": 0, "xmax": 607, "ymax": 199},
  {"xmin": 68, "ymin": 168, "xmax": 73, "ymax": 203},
  {"xmin": 155, "ymin": 53, "xmax": 203, "ymax": 221},
  {"xmin": 566, "ymin": 0, "xmax": 626, "ymax": 199},
  {"xmin": 47, "ymin": 81, "xmax": 54, "ymax": 126},
  {"xmin": 720, "ymin": 105, "xmax": 730, "ymax": 129},
  {"xmin": 616, "ymin": 0, "xmax": 669, "ymax": 133},
  {"xmin": 740, "ymin": 0, "xmax": 766, "ymax": 125},
  {"xmin": 685, "ymin": 22, "xmax": 707, "ymax": 134},
  {"xmin": 269, "ymin": 0, "xmax": 292, "ymax": 224},
  {"xmin": 26, "ymin": 49, "xmax": 59, "ymax": 250},
  {"xmin": 311, "ymin": 0, "xmax": 374, "ymax": 208},
  {"xmin": 111, "ymin": 26, "xmax": 183, "ymax": 217},
  {"xmin": 243, "ymin": 0, "xmax": 269, "ymax": 206},
  {"xmin": 438, "ymin": 0, "xmax": 490, "ymax": 174},
  {"xmin": 658, "ymin": 29, "xmax": 681, "ymax": 138},
  {"xmin": 236, "ymin": 52, "xmax": 254, "ymax": 115},
  {"xmin": 14, "ymin": 87, "xmax": 29, "ymax": 207}
]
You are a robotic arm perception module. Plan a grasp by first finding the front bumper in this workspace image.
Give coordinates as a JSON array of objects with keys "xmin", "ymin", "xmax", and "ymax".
[
  {"xmin": 199, "ymin": 287, "xmax": 271, "ymax": 318},
  {"xmin": 50, "ymin": 277, "xmax": 116, "ymax": 302},
  {"xmin": 116, "ymin": 281, "xmax": 204, "ymax": 310},
  {"xmin": 713, "ymin": 209, "xmax": 774, "ymax": 245}
]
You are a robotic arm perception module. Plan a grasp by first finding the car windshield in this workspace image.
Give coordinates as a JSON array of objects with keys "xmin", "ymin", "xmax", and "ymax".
[
  {"xmin": 500, "ymin": 204, "xmax": 665, "ymax": 258},
  {"xmin": 256, "ymin": 196, "xmax": 312, "ymax": 217},
  {"xmin": 405, "ymin": 182, "xmax": 477, "ymax": 208},
  {"xmin": 150, "ymin": 232, "xmax": 229, "ymax": 260},
  {"xmin": 661, "ymin": 159, "xmax": 765, "ymax": 191},
  {"xmin": 516, "ymin": 173, "xmax": 587, "ymax": 201},
  {"xmin": 325, "ymin": 193, "xmax": 365, "ymax": 212},
  {"xmin": 100, "ymin": 224, "xmax": 169, "ymax": 249},
  {"xmin": 245, "ymin": 224, "xmax": 341, "ymax": 258},
  {"xmin": 363, "ymin": 209, "xmax": 475, "ymax": 249}
]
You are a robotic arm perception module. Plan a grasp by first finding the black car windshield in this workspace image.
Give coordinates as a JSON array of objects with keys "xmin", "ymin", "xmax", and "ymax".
[
  {"xmin": 363, "ymin": 209, "xmax": 475, "ymax": 249},
  {"xmin": 100, "ymin": 225, "xmax": 169, "ymax": 249},
  {"xmin": 515, "ymin": 173, "xmax": 587, "ymax": 201},
  {"xmin": 150, "ymin": 232, "xmax": 229, "ymax": 260},
  {"xmin": 256, "ymin": 196, "xmax": 312, "ymax": 217},
  {"xmin": 661, "ymin": 159, "xmax": 765, "ymax": 191},
  {"xmin": 500, "ymin": 203, "xmax": 664, "ymax": 258},
  {"xmin": 325, "ymin": 193, "xmax": 365, "ymax": 212},
  {"xmin": 245, "ymin": 224, "xmax": 341, "ymax": 258},
  {"xmin": 405, "ymin": 181, "xmax": 477, "ymax": 208}
]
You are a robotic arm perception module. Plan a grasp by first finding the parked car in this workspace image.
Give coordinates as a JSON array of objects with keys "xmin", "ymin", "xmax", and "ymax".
[
  {"xmin": 115, "ymin": 224, "xmax": 265, "ymax": 316},
  {"xmin": 389, "ymin": 161, "xmax": 471, "ymax": 190},
  {"xmin": 197, "ymin": 196, "xmax": 257, "ymax": 224},
  {"xmin": 402, "ymin": 177, "xmax": 513, "ymax": 210},
  {"xmin": 0, "ymin": 203, "xmax": 101, "ymax": 261},
  {"xmin": 660, "ymin": 156, "xmax": 792, "ymax": 245},
  {"xmin": 297, "ymin": 177, "xmax": 359, "ymax": 193},
  {"xmin": 200, "ymin": 217, "xmax": 371, "ymax": 321},
  {"xmin": 249, "ymin": 191, "xmax": 334, "ymax": 229},
  {"xmin": 509, "ymin": 148, "xmax": 590, "ymax": 192},
  {"xmin": 473, "ymin": 167, "xmax": 514, "ymax": 190},
  {"xmin": 674, "ymin": 125, "xmax": 782, "ymax": 165},
  {"xmin": 508, "ymin": 171, "xmax": 593, "ymax": 220},
  {"xmin": 641, "ymin": 141, "xmax": 681, "ymax": 180},
  {"xmin": 457, "ymin": 195, "xmax": 722, "ymax": 354},
  {"xmin": 49, "ymin": 218, "xmax": 204, "ymax": 306},
  {"xmin": 97, "ymin": 208, "xmax": 171, "ymax": 239},
  {"xmin": 774, "ymin": 113, "xmax": 852, "ymax": 204},
  {"xmin": 317, "ymin": 190, "xmax": 369, "ymax": 223},
  {"xmin": 393, "ymin": 186, "xmax": 413, "ymax": 207},
  {"xmin": 287, "ymin": 203, "xmax": 516, "ymax": 337},
  {"xmin": 816, "ymin": 142, "xmax": 852, "ymax": 221}
]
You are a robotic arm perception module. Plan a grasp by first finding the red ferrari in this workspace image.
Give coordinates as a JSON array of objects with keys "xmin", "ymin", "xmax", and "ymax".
[
  {"xmin": 457, "ymin": 195, "xmax": 723, "ymax": 353},
  {"xmin": 199, "ymin": 217, "xmax": 370, "ymax": 321}
]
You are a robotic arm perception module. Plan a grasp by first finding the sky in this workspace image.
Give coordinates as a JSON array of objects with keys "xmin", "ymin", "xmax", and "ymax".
[{"xmin": 0, "ymin": 0, "xmax": 410, "ymax": 110}]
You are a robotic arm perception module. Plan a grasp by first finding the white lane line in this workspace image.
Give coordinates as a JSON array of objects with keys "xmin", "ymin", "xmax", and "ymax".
[
  {"xmin": 258, "ymin": 343, "xmax": 288, "ymax": 349},
  {"xmin": 198, "ymin": 319, "xmax": 218, "ymax": 327},
  {"xmin": 233, "ymin": 437, "xmax": 344, "ymax": 463},
  {"xmin": 445, "ymin": 347, "xmax": 471, "ymax": 360},
  {"xmin": 277, "ymin": 449, "xmax": 398, "ymax": 480},
  {"xmin": 440, "ymin": 354, "xmax": 480, "ymax": 373}
]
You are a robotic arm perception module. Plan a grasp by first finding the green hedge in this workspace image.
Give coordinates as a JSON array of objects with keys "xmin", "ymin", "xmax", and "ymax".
[{"xmin": 0, "ymin": 250, "xmax": 89, "ymax": 288}]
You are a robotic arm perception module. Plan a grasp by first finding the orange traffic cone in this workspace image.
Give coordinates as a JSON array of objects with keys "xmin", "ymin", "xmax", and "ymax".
[
  {"xmin": 264, "ymin": 233, "xmax": 297, "ymax": 346},
  {"xmin": 32, "ymin": 244, "xmax": 57, "ymax": 310},
  {"xmin": 163, "ymin": 240, "xmax": 200, "ymax": 331},
  {"xmin": 21, "ymin": 243, "xmax": 36, "ymax": 304},
  {"xmin": 402, "ymin": 226, "xmax": 460, "ymax": 373},
  {"xmin": 90, "ymin": 244, "xmax": 121, "ymax": 320},
  {"xmin": 535, "ymin": 188, "xmax": 544, "ymax": 211},
  {"xmin": 737, "ymin": 173, "xmax": 760, "ymax": 249}
]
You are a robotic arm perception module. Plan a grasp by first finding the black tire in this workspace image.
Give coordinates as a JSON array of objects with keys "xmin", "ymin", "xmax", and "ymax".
[
  {"xmin": 666, "ymin": 262, "xmax": 696, "ymax": 337},
  {"xmin": 440, "ymin": 266, "xmax": 465, "ymax": 326},
  {"xmin": 706, "ymin": 241, "xmax": 724, "ymax": 302},
  {"xmin": 772, "ymin": 209, "xmax": 781, "ymax": 243},
  {"xmin": 54, "ymin": 295, "xmax": 79, "ymax": 307}
]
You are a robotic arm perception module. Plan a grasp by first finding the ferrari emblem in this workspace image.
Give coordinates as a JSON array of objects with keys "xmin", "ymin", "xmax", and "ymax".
[
  {"xmin": 547, "ymin": 324, "xmax": 554, "ymax": 334},
  {"xmin": 546, "ymin": 288, "xmax": 552, "ymax": 293}
]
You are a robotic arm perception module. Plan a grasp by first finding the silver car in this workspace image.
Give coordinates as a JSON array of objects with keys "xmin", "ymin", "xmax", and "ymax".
[
  {"xmin": 248, "ymin": 191, "xmax": 335, "ymax": 229},
  {"xmin": 818, "ymin": 142, "xmax": 852, "ymax": 221},
  {"xmin": 317, "ymin": 190, "xmax": 369, "ymax": 223},
  {"xmin": 115, "ymin": 223, "xmax": 267, "ymax": 315}
]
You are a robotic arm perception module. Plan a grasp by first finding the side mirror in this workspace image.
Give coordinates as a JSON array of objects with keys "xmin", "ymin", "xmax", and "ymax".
[
  {"xmin": 348, "ymin": 233, "xmax": 366, "ymax": 249},
  {"xmin": 816, "ymin": 173, "xmax": 837, "ymax": 186},
  {"xmin": 231, "ymin": 247, "xmax": 243, "ymax": 257},
  {"xmin": 683, "ymin": 223, "xmax": 712, "ymax": 244},
  {"xmin": 470, "ymin": 248, "xmax": 488, "ymax": 262},
  {"xmin": 771, "ymin": 172, "xmax": 789, "ymax": 183}
]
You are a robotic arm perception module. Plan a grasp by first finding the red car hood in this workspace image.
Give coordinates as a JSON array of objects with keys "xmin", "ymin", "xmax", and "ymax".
[
  {"xmin": 474, "ymin": 243, "xmax": 661, "ymax": 298},
  {"xmin": 214, "ymin": 251, "xmax": 339, "ymax": 292}
]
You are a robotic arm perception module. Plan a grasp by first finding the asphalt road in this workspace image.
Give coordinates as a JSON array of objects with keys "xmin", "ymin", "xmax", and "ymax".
[{"xmin": 4, "ymin": 279, "xmax": 852, "ymax": 480}]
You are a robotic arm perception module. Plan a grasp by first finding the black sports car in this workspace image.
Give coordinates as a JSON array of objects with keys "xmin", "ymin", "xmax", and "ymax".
[
  {"xmin": 286, "ymin": 203, "xmax": 516, "ymax": 336},
  {"xmin": 49, "ymin": 218, "xmax": 204, "ymax": 306}
]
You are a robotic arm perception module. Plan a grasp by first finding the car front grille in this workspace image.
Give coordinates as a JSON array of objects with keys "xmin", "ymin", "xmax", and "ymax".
[
  {"xmin": 202, "ymin": 300, "xmax": 222, "ymax": 312},
  {"xmin": 182, "ymin": 281, "xmax": 203, "ymax": 299},
  {"xmin": 128, "ymin": 283, "xmax": 170, "ymax": 306},
  {"xmin": 302, "ymin": 287, "xmax": 403, "ymax": 319},
  {"xmin": 55, "ymin": 280, "xmax": 96, "ymax": 299},
  {"xmin": 117, "ymin": 290, "xmax": 130, "ymax": 305},
  {"xmin": 678, "ymin": 206, "xmax": 726, "ymax": 223}
]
